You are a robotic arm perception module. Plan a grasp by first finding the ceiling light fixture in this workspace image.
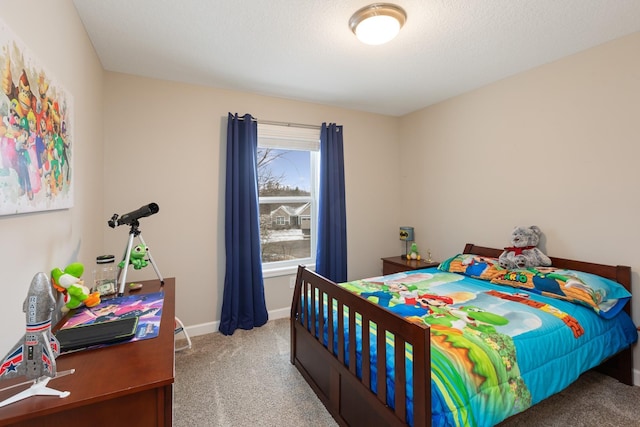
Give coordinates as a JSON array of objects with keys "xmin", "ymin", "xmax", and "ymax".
[{"xmin": 349, "ymin": 3, "xmax": 407, "ymax": 46}]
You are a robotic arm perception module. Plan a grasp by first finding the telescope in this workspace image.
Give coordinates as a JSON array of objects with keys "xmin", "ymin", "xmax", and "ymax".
[
  {"xmin": 108, "ymin": 203, "xmax": 159, "ymax": 228},
  {"xmin": 108, "ymin": 202, "xmax": 163, "ymax": 296}
]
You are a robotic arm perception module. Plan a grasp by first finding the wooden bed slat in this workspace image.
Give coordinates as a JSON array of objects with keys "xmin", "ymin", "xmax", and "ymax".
[
  {"xmin": 361, "ymin": 315, "xmax": 371, "ymax": 389},
  {"xmin": 411, "ymin": 327, "xmax": 431, "ymax": 427},
  {"xmin": 395, "ymin": 336, "xmax": 407, "ymax": 422},
  {"xmin": 327, "ymin": 297, "xmax": 335, "ymax": 356},
  {"xmin": 348, "ymin": 310, "xmax": 357, "ymax": 376},
  {"xmin": 376, "ymin": 327, "xmax": 386, "ymax": 405},
  {"xmin": 318, "ymin": 290, "xmax": 325, "ymax": 350},
  {"xmin": 337, "ymin": 301, "xmax": 345, "ymax": 364}
]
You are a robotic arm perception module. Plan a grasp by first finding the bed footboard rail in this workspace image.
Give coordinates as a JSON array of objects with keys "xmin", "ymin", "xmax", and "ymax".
[{"xmin": 290, "ymin": 266, "xmax": 431, "ymax": 427}]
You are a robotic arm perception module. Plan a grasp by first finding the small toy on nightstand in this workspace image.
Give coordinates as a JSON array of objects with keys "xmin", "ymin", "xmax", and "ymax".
[
  {"xmin": 406, "ymin": 242, "xmax": 421, "ymax": 260},
  {"xmin": 128, "ymin": 282, "xmax": 143, "ymax": 291}
]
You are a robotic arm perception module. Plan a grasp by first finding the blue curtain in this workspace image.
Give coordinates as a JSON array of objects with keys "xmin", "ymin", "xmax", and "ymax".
[
  {"xmin": 315, "ymin": 123, "xmax": 347, "ymax": 282},
  {"xmin": 219, "ymin": 113, "xmax": 268, "ymax": 335}
]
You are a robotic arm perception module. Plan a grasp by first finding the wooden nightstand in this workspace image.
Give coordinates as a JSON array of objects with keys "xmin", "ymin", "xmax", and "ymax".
[{"xmin": 381, "ymin": 256, "xmax": 439, "ymax": 275}]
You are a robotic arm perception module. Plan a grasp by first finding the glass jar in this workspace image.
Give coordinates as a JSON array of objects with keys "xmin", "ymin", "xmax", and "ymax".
[{"xmin": 93, "ymin": 254, "xmax": 117, "ymax": 296}]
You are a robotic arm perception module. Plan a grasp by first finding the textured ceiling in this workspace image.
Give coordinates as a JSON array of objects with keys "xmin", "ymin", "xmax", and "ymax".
[{"xmin": 72, "ymin": 0, "xmax": 640, "ymax": 116}]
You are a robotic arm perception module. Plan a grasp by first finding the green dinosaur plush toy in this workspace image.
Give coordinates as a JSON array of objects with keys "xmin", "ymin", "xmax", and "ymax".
[
  {"xmin": 407, "ymin": 242, "xmax": 421, "ymax": 260},
  {"xmin": 51, "ymin": 262, "xmax": 101, "ymax": 312}
]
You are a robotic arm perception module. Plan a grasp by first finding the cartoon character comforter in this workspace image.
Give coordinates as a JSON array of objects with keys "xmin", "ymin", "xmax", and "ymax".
[{"xmin": 330, "ymin": 267, "xmax": 638, "ymax": 427}]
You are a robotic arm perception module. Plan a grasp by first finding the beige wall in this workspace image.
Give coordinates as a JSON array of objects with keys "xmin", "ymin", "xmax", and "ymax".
[
  {"xmin": 102, "ymin": 73, "xmax": 402, "ymax": 334},
  {"xmin": 0, "ymin": 0, "xmax": 104, "ymax": 350},
  {"xmin": 400, "ymin": 32, "xmax": 640, "ymax": 377},
  {"xmin": 1, "ymin": 0, "xmax": 638, "ymax": 382}
]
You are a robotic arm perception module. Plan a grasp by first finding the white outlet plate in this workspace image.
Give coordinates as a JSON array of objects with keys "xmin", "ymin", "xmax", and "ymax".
[{"xmin": 289, "ymin": 276, "xmax": 296, "ymax": 288}]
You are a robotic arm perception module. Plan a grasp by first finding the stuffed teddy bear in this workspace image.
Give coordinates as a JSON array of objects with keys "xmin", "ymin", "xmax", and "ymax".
[{"xmin": 499, "ymin": 226, "xmax": 552, "ymax": 269}]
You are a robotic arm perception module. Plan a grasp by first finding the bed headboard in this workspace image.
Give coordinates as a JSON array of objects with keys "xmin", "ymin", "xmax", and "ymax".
[{"xmin": 463, "ymin": 243, "xmax": 632, "ymax": 294}]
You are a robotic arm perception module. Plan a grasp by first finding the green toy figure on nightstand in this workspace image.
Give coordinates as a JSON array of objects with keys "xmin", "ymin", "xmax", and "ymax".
[{"xmin": 406, "ymin": 242, "xmax": 421, "ymax": 260}]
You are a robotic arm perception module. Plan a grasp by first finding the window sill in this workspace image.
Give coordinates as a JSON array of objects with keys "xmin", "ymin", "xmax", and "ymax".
[{"xmin": 262, "ymin": 263, "xmax": 315, "ymax": 279}]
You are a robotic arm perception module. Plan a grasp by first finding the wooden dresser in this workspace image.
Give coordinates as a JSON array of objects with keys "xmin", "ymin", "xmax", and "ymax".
[{"xmin": 0, "ymin": 278, "xmax": 175, "ymax": 427}]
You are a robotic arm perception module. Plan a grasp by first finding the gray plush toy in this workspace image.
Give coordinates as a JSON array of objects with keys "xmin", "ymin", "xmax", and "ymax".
[{"xmin": 498, "ymin": 226, "xmax": 552, "ymax": 269}]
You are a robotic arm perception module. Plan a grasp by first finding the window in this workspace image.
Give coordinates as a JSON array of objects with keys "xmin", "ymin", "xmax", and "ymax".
[{"xmin": 257, "ymin": 123, "xmax": 320, "ymax": 276}]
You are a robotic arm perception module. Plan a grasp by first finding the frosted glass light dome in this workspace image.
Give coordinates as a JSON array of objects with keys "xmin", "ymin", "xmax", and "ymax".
[{"xmin": 349, "ymin": 3, "xmax": 407, "ymax": 46}]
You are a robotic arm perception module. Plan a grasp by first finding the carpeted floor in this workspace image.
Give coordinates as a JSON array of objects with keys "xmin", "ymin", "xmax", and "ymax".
[
  {"xmin": 174, "ymin": 318, "xmax": 338, "ymax": 427},
  {"xmin": 174, "ymin": 318, "xmax": 640, "ymax": 427},
  {"xmin": 498, "ymin": 369, "xmax": 640, "ymax": 427}
]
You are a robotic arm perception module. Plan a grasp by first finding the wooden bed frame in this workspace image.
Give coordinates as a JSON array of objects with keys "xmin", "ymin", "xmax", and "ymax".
[{"xmin": 289, "ymin": 243, "xmax": 634, "ymax": 427}]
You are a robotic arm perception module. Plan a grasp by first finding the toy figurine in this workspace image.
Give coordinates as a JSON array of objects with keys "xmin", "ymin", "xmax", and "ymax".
[
  {"xmin": 128, "ymin": 282, "xmax": 143, "ymax": 291},
  {"xmin": 51, "ymin": 263, "xmax": 101, "ymax": 313},
  {"xmin": 118, "ymin": 244, "xmax": 149, "ymax": 270},
  {"xmin": 498, "ymin": 225, "xmax": 551, "ymax": 269},
  {"xmin": 407, "ymin": 242, "xmax": 421, "ymax": 260}
]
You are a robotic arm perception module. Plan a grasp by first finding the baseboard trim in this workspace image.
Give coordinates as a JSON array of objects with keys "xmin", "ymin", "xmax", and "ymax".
[{"xmin": 182, "ymin": 307, "xmax": 290, "ymax": 338}]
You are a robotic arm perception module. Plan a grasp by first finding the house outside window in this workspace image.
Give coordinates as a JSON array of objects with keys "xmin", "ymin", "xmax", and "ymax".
[{"xmin": 257, "ymin": 123, "xmax": 319, "ymax": 276}]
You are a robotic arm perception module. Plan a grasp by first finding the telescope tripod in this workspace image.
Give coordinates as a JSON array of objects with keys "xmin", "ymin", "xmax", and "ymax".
[{"xmin": 117, "ymin": 220, "xmax": 164, "ymax": 296}]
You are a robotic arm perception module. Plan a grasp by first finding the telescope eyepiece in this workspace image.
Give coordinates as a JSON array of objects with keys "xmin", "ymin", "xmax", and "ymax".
[{"xmin": 108, "ymin": 214, "xmax": 119, "ymax": 228}]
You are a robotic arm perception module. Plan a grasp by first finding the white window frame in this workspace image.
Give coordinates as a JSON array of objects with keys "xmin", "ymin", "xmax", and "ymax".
[{"xmin": 258, "ymin": 123, "xmax": 319, "ymax": 277}]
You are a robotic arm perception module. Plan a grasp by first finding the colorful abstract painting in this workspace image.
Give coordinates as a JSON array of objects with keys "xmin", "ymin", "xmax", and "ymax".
[{"xmin": 0, "ymin": 17, "xmax": 73, "ymax": 215}]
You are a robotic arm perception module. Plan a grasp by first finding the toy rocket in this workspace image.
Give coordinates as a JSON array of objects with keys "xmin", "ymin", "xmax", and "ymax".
[
  {"xmin": 0, "ymin": 273, "xmax": 72, "ymax": 408},
  {"xmin": 0, "ymin": 272, "xmax": 60, "ymax": 381}
]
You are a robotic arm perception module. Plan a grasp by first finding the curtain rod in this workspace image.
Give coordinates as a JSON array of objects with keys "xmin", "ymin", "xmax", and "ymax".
[{"xmin": 257, "ymin": 119, "xmax": 321, "ymax": 130}]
